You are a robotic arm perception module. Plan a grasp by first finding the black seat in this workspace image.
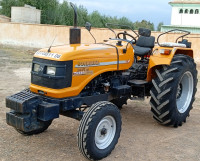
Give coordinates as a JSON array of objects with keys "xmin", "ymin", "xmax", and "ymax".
[{"xmin": 134, "ymin": 28, "xmax": 155, "ymax": 56}]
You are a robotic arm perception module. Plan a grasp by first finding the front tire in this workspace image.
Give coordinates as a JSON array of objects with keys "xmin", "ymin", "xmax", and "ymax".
[
  {"xmin": 150, "ymin": 54, "xmax": 198, "ymax": 127},
  {"xmin": 78, "ymin": 101, "xmax": 121, "ymax": 160}
]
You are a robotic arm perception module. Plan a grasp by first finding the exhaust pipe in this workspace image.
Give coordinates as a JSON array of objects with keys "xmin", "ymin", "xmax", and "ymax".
[{"xmin": 70, "ymin": 2, "xmax": 81, "ymax": 44}]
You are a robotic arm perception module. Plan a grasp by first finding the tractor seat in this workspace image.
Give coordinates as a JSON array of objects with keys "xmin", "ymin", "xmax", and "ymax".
[
  {"xmin": 133, "ymin": 46, "xmax": 152, "ymax": 56},
  {"xmin": 134, "ymin": 28, "xmax": 155, "ymax": 56}
]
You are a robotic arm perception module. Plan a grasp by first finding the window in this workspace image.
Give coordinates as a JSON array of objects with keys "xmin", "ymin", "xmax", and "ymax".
[
  {"xmin": 185, "ymin": 9, "xmax": 188, "ymax": 14},
  {"xmin": 179, "ymin": 9, "xmax": 183, "ymax": 14},
  {"xmin": 195, "ymin": 9, "xmax": 199, "ymax": 14},
  {"xmin": 190, "ymin": 9, "xmax": 194, "ymax": 14}
]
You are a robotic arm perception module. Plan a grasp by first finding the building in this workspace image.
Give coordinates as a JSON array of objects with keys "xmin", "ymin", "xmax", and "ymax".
[
  {"xmin": 161, "ymin": 0, "xmax": 200, "ymax": 33},
  {"xmin": 11, "ymin": 4, "xmax": 41, "ymax": 24}
]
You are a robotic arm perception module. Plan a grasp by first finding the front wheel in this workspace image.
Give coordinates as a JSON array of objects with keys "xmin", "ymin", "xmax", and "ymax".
[
  {"xmin": 150, "ymin": 54, "xmax": 198, "ymax": 127},
  {"xmin": 78, "ymin": 101, "xmax": 121, "ymax": 160}
]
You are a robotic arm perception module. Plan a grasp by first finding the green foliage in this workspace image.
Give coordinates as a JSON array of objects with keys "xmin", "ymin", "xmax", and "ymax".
[
  {"xmin": 134, "ymin": 20, "xmax": 155, "ymax": 31},
  {"xmin": 77, "ymin": 5, "xmax": 88, "ymax": 26},
  {"xmin": 88, "ymin": 11, "xmax": 106, "ymax": 28},
  {"xmin": 1, "ymin": 0, "xmax": 21, "ymax": 17},
  {"xmin": 17, "ymin": 0, "xmax": 59, "ymax": 24},
  {"xmin": 157, "ymin": 22, "xmax": 164, "ymax": 31},
  {"xmin": 1, "ymin": 0, "xmax": 155, "ymax": 31}
]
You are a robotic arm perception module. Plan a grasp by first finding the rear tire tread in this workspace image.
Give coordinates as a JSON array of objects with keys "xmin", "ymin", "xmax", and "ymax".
[{"xmin": 150, "ymin": 54, "xmax": 198, "ymax": 127}]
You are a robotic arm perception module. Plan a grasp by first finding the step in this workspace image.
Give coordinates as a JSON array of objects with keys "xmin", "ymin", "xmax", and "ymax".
[
  {"xmin": 130, "ymin": 97, "xmax": 145, "ymax": 101},
  {"xmin": 128, "ymin": 79, "xmax": 148, "ymax": 86}
]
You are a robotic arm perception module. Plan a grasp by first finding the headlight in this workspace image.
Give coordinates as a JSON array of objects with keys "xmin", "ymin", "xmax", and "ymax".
[
  {"xmin": 33, "ymin": 63, "xmax": 40, "ymax": 72},
  {"xmin": 46, "ymin": 66, "xmax": 56, "ymax": 75}
]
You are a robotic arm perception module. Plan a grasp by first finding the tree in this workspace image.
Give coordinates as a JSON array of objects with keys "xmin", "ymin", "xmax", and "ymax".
[
  {"xmin": 0, "ymin": 0, "xmax": 155, "ymax": 31},
  {"xmin": 133, "ymin": 20, "xmax": 155, "ymax": 31},
  {"xmin": 118, "ymin": 17, "xmax": 133, "ymax": 29},
  {"xmin": 157, "ymin": 22, "xmax": 164, "ymax": 31},
  {"xmin": 1, "ymin": 0, "xmax": 21, "ymax": 17},
  {"xmin": 77, "ymin": 5, "xmax": 88, "ymax": 26},
  {"xmin": 88, "ymin": 11, "xmax": 104, "ymax": 28},
  {"xmin": 17, "ymin": 0, "xmax": 59, "ymax": 24}
]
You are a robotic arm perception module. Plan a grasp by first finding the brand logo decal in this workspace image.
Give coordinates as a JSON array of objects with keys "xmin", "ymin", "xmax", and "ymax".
[
  {"xmin": 77, "ymin": 61, "xmax": 100, "ymax": 67},
  {"xmin": 73, "ymin": 67, "xmax": 93, "ymax": 76},
  {"xmin": 75, "ymin": 60, "xmax": 130, "ymax": 68}
]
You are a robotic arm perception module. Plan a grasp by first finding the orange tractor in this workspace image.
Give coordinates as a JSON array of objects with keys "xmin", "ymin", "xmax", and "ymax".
[{"xmin": 6, "ymin": 3, "xmax": 197, "ymax": 160}]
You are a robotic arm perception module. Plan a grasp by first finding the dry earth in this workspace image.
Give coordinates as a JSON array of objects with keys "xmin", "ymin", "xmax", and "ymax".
[{"xmin": 0, "ymin": 47, "xmax": 200, "ymax": 161}]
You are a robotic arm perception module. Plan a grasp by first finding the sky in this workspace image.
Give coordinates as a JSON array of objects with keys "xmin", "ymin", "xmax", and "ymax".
[{"xmin": 59, "ymin": 0, "xmax": 172, "ymax": 28}]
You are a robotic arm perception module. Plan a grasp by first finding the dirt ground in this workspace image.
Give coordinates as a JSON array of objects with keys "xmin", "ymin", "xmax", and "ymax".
[{"xmin": 0, "ymin": 47, "xmax": 200, "ymax": 161}]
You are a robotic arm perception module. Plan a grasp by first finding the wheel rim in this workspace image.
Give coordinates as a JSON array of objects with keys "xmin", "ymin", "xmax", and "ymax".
[
  {"xmin": 95, "ymin": 116, "xmax": 116, "ymax": 149},
  {"xmin": 176, "ymin": 71, "xmax": 194, "ymax": 113}
]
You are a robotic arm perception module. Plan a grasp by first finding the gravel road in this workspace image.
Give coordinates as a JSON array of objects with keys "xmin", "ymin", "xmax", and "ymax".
[{"xmin": 0, "ymin": 47, "xmax": 200, "ymax": 161}]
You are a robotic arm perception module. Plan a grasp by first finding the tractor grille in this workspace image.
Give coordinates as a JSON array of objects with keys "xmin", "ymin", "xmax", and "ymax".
[{"xmin": 31, "ymin": 57, "xmax": 73, "ymax": 89}]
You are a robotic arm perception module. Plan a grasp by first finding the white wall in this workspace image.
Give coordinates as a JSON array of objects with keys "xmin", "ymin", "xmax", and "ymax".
[
  {"xmin": 11, "ymin": 7, "xmax": 41, "ymax": 24},
  {"xmin": 171, "ymin": 6, "xmax": 200, "ymax": 26}
]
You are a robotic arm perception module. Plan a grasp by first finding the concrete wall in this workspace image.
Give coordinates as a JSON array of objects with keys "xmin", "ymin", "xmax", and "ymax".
[
  {"xmin": 0, "ymin": 15, "xmax": 11, "ymax": 23},
  {"xmin": 0, "ymin": 22, "xmax": 200, "ymax": 59},
  {"xmin": 11, "ymin": 6, "xmax": 41, "ymax": 24}
]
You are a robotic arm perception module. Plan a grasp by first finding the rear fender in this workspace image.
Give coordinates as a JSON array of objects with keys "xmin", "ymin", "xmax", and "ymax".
[{"xmin": 147, "ymin": 47, "xmax": 193, "ymax": 81}]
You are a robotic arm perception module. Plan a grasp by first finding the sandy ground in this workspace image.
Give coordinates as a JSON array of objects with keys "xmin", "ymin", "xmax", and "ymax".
[{"xmin": 0, "ymin": 47, "xmax": 200, "ymax": 161}]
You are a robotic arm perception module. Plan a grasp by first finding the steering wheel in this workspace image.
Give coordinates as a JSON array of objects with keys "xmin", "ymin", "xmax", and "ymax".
[{"xmin": 117, "ymin": 32, "xmax": 137, "ymax": 43}]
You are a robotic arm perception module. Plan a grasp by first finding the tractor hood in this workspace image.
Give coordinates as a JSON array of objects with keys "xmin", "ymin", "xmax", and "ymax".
[{"xmin": 34, "ymin": 43, "xmax": 119, "ymax": 61}]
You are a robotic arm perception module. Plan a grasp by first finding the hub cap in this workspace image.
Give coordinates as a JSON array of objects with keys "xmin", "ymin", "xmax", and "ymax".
[
  {"xmin": 176, "ymin": 71, "xmax": 194, "ymax": 113},
  {"xmin": 95, "ymin": 116, "xmax": 116, "ymax": 149}
]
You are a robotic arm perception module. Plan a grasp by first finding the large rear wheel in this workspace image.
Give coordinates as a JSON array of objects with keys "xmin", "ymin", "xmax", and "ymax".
[{"xmin": 150, "ymin": 54, "xmax": 198, "ymax": 127}]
